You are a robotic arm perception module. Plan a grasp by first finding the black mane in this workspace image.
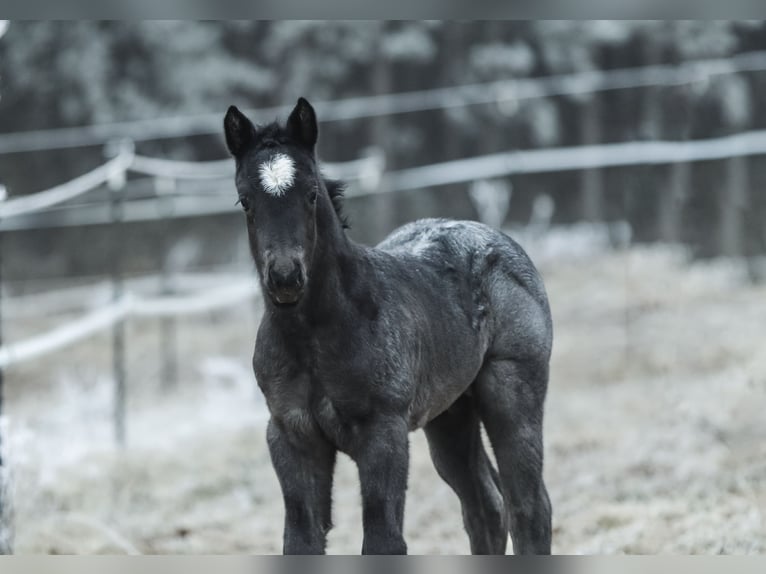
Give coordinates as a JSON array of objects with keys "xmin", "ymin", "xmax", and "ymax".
[{"xmin": 323, "ymin": 178, "xmax": 350, "ymax": 229}]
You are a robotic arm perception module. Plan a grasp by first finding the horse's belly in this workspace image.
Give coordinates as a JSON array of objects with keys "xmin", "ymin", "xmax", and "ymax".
[
  {"xmin": 398, "ymin": 303, "xmax": 488, "ymax": 428},
  {"xmin": 408, "ymin": 349, "xmax": 484, "ymax": 430}
]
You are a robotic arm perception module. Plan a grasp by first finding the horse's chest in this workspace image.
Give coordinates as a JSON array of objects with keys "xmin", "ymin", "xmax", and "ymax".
[
  {"xmin": 260, "ymin": 376, "xmax": 360, "ymax": 450},
  {"xmin": 258, "ymin": 350, "xmax": 367, "ymax": 444},
  {"xmin": 256, "ymin": 325, "xmax": 402, "ymax": 448}
]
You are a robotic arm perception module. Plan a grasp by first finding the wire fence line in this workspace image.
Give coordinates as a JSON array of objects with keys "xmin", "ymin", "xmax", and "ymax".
[
  {"xmin": 377, "ymin": 128, "xmax": 766, "ymax": 192},
  {"xmin": 2, "ymin": 49, "xmax": 766, "ymax": 154},
  {"xmin": 2, "ymin": 116, "xmax": 766, "ymax": 446},
  {"xmin": 2, "ymin": 126, "xmax": 766, "ymax": 368},
  {"xmin": 131, "ymin": 153, "xmax": 376, "ymax": 181},
  {"xmin": 4, "ymin": 127, "xmax": 766, "ymax": 230},
  {"xmin": 0, "ymin": 152, "xmax": 382, "ymax": 228},
  {"xmin": 0, "ymin": 279, "xmax": 260, "ymax": 369},
  {"xmin": 0, "ymin": 150, "xmax": 134, "ymax": 219},
  {"xmin": 3, "ymin": 270, "xmax": 253, "ymax": 316}
]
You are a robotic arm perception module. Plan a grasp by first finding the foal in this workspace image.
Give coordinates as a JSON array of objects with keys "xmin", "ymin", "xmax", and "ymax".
[{"xmin": 224, "ymin": 98, "xmax": 553, "ymax": 555}]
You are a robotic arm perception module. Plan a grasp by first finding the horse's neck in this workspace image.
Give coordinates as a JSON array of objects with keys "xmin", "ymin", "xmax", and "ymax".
[{"xmin": 304, "ymin": 200, "xmax": 366, "ymax": 321}]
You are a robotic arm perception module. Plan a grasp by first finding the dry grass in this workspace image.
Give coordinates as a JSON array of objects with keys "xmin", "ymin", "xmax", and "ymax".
[{"xmin": 3, "ymin": 230, "xmax": 765, "ymax": 554}]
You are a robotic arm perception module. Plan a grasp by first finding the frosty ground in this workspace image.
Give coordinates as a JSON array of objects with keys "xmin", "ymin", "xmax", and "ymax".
[{"xmin": 3, "ymin": 226, "xmax": 765, "ymax": 554}]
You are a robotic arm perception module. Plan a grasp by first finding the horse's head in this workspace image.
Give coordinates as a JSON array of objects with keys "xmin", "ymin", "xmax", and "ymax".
[{"xmin": 224, "ymin": 98, "xmax": 327, "ymax": 307}]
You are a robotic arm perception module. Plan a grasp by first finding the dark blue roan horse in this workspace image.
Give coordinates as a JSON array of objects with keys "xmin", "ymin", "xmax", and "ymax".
[{"xmin": 224, "ymin": 98, "xmax": 553, "ymax": 555}]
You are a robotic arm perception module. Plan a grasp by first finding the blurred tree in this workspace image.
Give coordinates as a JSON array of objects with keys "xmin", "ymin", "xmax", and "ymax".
[
  {"xmin": 0, "ymin": 21, "xmax": 276, "ymax": 189},
  {"xmin": 1, "ymin": 22, "xmax": 274, "ymax": 129},
  {"xmin": 2, "ymin": 20, "xmax": 766, "ymax": 278}
]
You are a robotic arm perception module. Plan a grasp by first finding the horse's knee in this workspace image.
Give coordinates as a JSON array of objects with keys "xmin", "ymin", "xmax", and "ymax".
[
  {"xmin": 351, "ymin": 418, "xmax": 410, "ymax": 553},
  {"xmin": 266, "ymin": 419, "xmax": 336, "ymax": 554}
]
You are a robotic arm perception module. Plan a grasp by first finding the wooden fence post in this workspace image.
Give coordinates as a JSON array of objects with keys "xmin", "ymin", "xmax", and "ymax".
[
  {"xmin": 155, "ymin": 176, "xmax": 178, "ymax": 392},
  {"xmin": 0, "ymin": 216, "xmax": 12, "ymax": 554},
  {"xmin": 720, "ymin": 153, "xmax": 748, "ymax": 258},
  {"xmin": 106, "ymin": 139, "xmax": 132, "ymax": 447},
  {"xmin": 659, "ymin": 161, "xmax": 689, "ymax": 244},
  {"xmin": 580, "ymin": 95, "xmax": 604, "ymax": 222}
]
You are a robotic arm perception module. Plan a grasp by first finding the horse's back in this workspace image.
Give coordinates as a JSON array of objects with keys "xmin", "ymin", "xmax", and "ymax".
[
  {"xmin": 378, "ymin": 218, "xmax": 547, "ymax": 309},
  {"xmin": 378, "ymin": 218, "xmax": 552, "ymax": 363}
]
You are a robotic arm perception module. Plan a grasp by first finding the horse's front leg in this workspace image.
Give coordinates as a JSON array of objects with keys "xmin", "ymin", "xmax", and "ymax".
[
  {"xmin": 352, "ymin": 415, "xmax": 410, "ymax": 555},
  {"xmin": 266, "ymin": 418, "xmax": 336, "ymax": 554}
]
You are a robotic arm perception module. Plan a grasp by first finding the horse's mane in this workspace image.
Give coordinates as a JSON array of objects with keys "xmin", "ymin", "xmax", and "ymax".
[
  {"xmin": 256, "ymin": 122, "xmax": 291, "ymax": 148},
  {"xmin": 254, "ymin": 121, "xmax": 349, "ymax": 229},
  {"xmin": 323, "ymin": 178, "xmax": 350, "ymax": 229}
]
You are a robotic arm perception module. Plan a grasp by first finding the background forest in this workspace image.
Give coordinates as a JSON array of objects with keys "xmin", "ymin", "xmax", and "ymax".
[{"xmin": 2, "ymin": 21, "xmax": 766, "ymax": 283}]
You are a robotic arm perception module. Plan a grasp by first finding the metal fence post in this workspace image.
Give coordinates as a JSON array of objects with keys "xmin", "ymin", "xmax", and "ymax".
[
  {"xmin": 106, "ymin": 139, "xmax": 132, "ymax": 447},
  {"xmin": 155, "ymin": 176, "xmax": 178, "ymax": 391}
]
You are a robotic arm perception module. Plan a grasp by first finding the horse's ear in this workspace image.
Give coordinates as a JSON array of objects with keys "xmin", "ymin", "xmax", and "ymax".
[
  {"xmin": 224, "ymin": 105, "xmax": 257, "ymax": 156},
  {"xmin": 286, "ymin": 97, "xmax": 318, "ymax": 152}
]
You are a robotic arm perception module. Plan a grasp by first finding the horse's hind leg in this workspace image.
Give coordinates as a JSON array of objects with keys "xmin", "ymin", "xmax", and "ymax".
[
  {"xmin": 474, "ymin": 358, "xmax": 552, "ymax": 555},
  {"xmin": 424, "ymin": 393, "xmax": 508, "ymax": 554}
]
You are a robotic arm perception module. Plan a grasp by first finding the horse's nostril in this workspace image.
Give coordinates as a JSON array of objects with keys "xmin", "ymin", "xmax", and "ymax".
[{"xmin": 267, "ymin": 259, "xmax": 304, "ymax": 293}]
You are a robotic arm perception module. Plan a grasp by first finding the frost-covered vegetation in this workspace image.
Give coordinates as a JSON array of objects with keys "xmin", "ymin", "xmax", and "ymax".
[{"xmin": 3, "ymin": 230, "xmax": 765, "ymax": 554}]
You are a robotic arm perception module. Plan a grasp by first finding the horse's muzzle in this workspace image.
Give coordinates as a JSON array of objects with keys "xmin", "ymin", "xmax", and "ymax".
[{"xmin": 266, "ymin": 258, "xmax": 305, "ymax": 305}]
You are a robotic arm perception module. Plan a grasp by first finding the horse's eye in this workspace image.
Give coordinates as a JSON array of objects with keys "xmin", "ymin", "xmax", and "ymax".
[
  {"xmin": 238, "ymin": 196, "xmax": 250, "ymax": 211},
  {"xmin": 307, "ymin": 190, "xmax": 317, "ymax": 204}
]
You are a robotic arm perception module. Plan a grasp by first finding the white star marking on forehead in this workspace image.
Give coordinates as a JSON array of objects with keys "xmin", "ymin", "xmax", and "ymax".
[{"xmin": 258, "ymin": 153, "xmax": 296, "ymax": 197}]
